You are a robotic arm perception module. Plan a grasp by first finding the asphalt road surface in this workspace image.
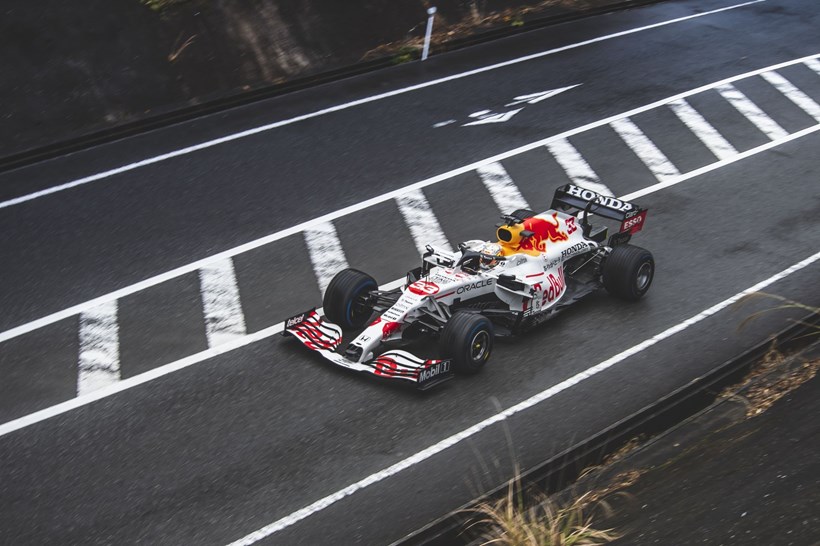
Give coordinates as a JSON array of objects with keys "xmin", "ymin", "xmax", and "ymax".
[{"xmin": 1, "ymin": 0, "xmax": 819, "ymax": 544}]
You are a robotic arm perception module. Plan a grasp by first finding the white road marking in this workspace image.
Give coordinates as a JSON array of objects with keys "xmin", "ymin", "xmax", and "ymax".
[
  {"xmin": 476, "ymin": 162, "xmax": 531, "ymax": 214},
  {"xmin": 715, "ymin": 83, "xmax": 789, "ymax": 140},
  {"xmin": 546, "ymin": 138, "xmax": 614, "ymax": 196},
  {"xmin": 225, "ymin": 250, "xmax": 820, "ymax": 545},
  {"xmin": 199, "ymin": 258, "xmax": 247, "ymax": 347},
  {"xmin": 0, "ymin": 1, "xmax": 765, "ymax": 211},
  {"xmin": 668, "ymin": 98, "xmax": 738, "ymax": 160},
  {"xmin": 805, "ymin": 58, "xmax": 820, "ymax": 75},
  {"xmin": 761, "ymin": 70, "xmax": 820, "ymax": 122},
  {"xmin": 463, "ymin": 108, "xmax": 524, "ymax": 126},
  {"xmin": 2, "ymin": 123, "xmax": 817, "ymax": 438},
  {"xmin": 505, "ymin": 84, "xmax": 581, "ymax": 106},
  {"xmin": 610, "ymin": 117, "xmax": 681, "ymax": 182},
  {"xmin": 77, "ymin": 301, "xmax": 120, "ymax": 396},
  {"xmin": 303, "ymin": 222, "xmax": 350, "ymax": 294},
  {"xmin": 395, "ymin": 190, "xmax": 451, "ymax": 254},
  {"xmin": 2, "ymin": 53, "xmax": 818, "ymax": 346}
]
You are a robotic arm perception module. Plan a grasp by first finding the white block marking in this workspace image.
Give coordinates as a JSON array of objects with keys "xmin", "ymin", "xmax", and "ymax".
[
  {"xmin": 224, "ymin": 250, "xmax": 820, "ymax": 545},
  {"xmin": 716, "ymin": 83, "xmax": 789, "ymax": 140},
  {"xmin": 761, "ymin": 70, "xmax": 820, "ymax": 122},
  {"xmin": 303, "ymin": 222, "xmax": 349, "ymax": 294},
  {"xmin": 77, "ymin": 301, "xmax": 120, "ymax": 396},
  {"xmin": 610, "ymin": 117, "xmax": 680, "ymax": 182},
  {"xmin": 668, "ymin": 98, "xmax": 737, "ymax": 160},
  {"xmin": 805, "ymin": 58, "xmax": 820, "ymax": 76},
  {"xmin": 396, "ymin": 190, "xmax": 451, "ymax": 254},
  {"xmin": 2, "ymin": 124, "xmax": 818, "ymax": 438},
  {"xmin": 199, "ymin": 258, "xmax": 247, "ymax": 347},
  {"xmin": 476, "ymin": 162, "xmax": 531, "ymax": 214},
  {"xmin": 546, "ymin": 138, "xmax": 614, "ymax": 196}
]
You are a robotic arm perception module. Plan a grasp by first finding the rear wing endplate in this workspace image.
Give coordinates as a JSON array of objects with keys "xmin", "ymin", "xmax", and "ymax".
[{"xmin": 551, "ymin": 184, "xmax": 647, "ymax": 234}]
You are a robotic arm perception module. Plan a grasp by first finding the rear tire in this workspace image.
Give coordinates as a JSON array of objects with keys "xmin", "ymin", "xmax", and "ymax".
[
  {"xmin": 439, "ymin": 311, "xmax": 494, "ymax": 374},
  {"xmin": 323, "ymin": 269, "xmax": 377, "ymax": 329},
  {"xmin": 602, "ymin": 245, "xmax": 654, "ymax": 301}
]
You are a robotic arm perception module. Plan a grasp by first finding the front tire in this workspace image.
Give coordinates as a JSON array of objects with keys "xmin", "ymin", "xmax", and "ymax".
[
  {"xmin": 439, "ymin": 311, "xmax": 494, "ymax": 374},
  {"xmin": 323, "ymin": 269, "xmax": 377, "ymax": 329},
  {"xmin": 602, "ymin": 245, "xmax": 654, "ymax": 301}
]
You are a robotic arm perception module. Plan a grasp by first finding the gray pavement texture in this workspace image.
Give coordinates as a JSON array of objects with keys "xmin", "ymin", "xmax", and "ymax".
[{"xmin": 591, "ymin": 345, "xmax": 820, "ymax": 545}]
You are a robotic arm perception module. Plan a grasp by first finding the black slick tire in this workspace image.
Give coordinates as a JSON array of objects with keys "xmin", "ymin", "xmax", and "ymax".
[
  {"xmin": 323, "ymin": 269, "xmax": 377, "ymax": 329},
  {"xmin": 439, "ymin": 311, "xmax": 494, "ymax": 374},
  {"xmin": 602, "ymin": 244, "xmax": 654, "ymax": 301}
]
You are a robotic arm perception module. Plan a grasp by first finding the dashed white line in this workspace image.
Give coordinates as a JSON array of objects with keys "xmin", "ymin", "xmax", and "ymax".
[
  {"xmin": 199, "ymin": 258, "xmax": 247, "ymax": 347},
  {"xmin": 2, "ymin": 53, "xmax": 818, "ymax": 347},
  {"xmin": 760, "ymin": 70, "xmax": 820, "ymax": 122},
  {"xmin": 546, "ymin": 138, "xmax": 614, "ymax": 196},
  {"xmin": 225, "ymin": 249, "xmax": 820, "ymax": 545},
  {"xmin": 303, "ymin": 222, "xmax": 350, "ymax": 294},
  {"xmin": 1, "ymin": 122, "xmax": 817, "ymax": 438},
  {"xmin": 716, "ymin": 83, "xmax": 789, "ymax": 140},
  {"xmin": 476, "ymin": 162, "xmax": 531, "ymax": 214},
  {"xmin": 0, "ymin": 1, "xmax": 765, "ymax": 211},
  {"xmin": 77, "ymin": 301, "xmax": 120, "ymax": 396},
  {"xmin": 668, "ymin": 98, "xmax": 738, "ymax": 160},
  {"xmin": 396, "ymin": 190, "xmax": 451, "ymax": 254},
  {"xmin": 610, "ymin": 117, "xmax": 681, "ymax": 182}
]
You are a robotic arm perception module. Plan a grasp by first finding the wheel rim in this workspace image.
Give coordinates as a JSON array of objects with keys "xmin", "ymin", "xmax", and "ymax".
[
  {"xmin": 470, "ymin": 330, "xmax": 490, "ymax": 362},
  {"xmin": 636, "ymin": 262, "xmax": 653, "ymax": 291}
]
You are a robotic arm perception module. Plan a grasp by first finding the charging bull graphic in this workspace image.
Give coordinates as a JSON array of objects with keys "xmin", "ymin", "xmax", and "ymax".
[{"xmin": 518, "ymin": 213, "xmax": 569, "ymax": 252}]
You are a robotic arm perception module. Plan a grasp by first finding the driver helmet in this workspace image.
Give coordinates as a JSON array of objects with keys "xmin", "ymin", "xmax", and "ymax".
[{"xmin": 480, "ymin": 242, "xmax": 503, "ymax": 269}]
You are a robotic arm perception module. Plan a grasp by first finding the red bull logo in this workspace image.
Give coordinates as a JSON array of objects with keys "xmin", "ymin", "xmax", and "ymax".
[{"xmin": 519, "ymin": 213, "xmax": 569, "ymax": 252}]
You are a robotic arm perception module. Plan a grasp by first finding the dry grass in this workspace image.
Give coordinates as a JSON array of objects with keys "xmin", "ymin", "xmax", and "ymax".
[{"xmin": 466, "ymin": 471, "xmax": 622, "ymax": 546}]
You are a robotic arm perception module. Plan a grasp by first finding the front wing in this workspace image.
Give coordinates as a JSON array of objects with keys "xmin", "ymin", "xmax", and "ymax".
[{"xmin": 283, "ymin": 310, "xmax": 453, "ymax": 390}]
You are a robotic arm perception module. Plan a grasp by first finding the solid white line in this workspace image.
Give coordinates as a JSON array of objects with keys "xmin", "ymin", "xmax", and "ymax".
[
  {"xmin": 1, "ymin": 123, "xmax": 817, "ymax": 437},
  {"xmin": 303, "ymin": 221, "xmax": 350, "ymax": 294},
  {"xmin": 396, "ymin": 190, "xmax": 452, "ymax": 254},
  {"xmin": 225, "ymin": 250, "xmax": 820, "ymax": 545},
  {"xmin": 610, "ymin": 117, "xmax": 681, "ymax": 182},
  {"xmin": 77, "ymin": 301, "xmax": 120, "ymax": 396},
  {"xmin": 476, "ymin": 162, "xmax": 531, "ymax": 214},
  {"xmin": 715, "ymin": 83, "xmax": 789, "ymax": 140},
  {"xmin": 2, "ymin": 52, "xmax": 817, "ymax": 346},
  {"xmin": 199, "ymin": 258, "xmax": 247, "ymax": 348},
  {"xmin": 761, "ymin": 70, "xmax": 820, "ymax": 122},
  {"xmin": 546, "ymin": 138, "xmax": 614, "ymax": 196},
  {"xmin": 0, "ymin": 1, "xmax": 765, "ymax": 211},
  {"xmin": 668, "ymin": 98, "xmax": 738, "ymax": 160}
]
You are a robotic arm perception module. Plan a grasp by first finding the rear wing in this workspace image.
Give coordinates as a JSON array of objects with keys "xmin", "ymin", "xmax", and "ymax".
[{"xmin": 551, "ymin": 184, "xmax": 648, "ymax": 235}]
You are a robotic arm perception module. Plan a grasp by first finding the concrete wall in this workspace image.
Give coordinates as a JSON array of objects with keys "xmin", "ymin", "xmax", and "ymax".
[{"xmin": 0, "ymin": 0, "xmax": 576, "ymax": 158}]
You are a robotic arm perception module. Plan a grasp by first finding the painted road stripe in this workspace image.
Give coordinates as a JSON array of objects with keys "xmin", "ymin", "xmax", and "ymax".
[
  {"xmin": 304, "ymin": 221, "xmax": 349, "ymax": 294},
  {"xmin": 0, "ymin": 1, "xmax": 763, "ymax": 211},
  {"xmin": 806, "ymin": 58, "xmax": 820, "ymax": 76},
  {"xmin": 2, "ymin": 123, "xmax": 817, "ymax": 438},
  {"xmin": 546, "ymin": 138, "xmax": 613, "ymax": 196},
  {"xmin": 199, "ymin": 258, "xmax": 247, "ymax": 348},
  {"xmin": 2, "ymin": 53, "xmax": 819, "ymax": 346},
  {"xmin": 716, "ymin": 83, "xmax": 789, "ymax": 140},
  {"xmin": 476, "ymin": 162, "xmax": 531, "ymax": 214},
  {"xmin": 77, "ymin": 301, "xmax": 120, "ymax": 396},
  {"xmin": 396, "ymin": 190, "xmax": 451, "ymax": 254},
  {"xmin": 610, "ymin": 117, "xmax": 681, "ymax": 182},
  {"xmin": 225, "ymin": 250, "xmax": 820, "ymax": 545},
  {"xmin": 668, "ymin": 98, "xmax": 737, "ymax": 160},
  {"xmin": 761, "ymin": 70, "xmax": 820, "ymax": 122}
]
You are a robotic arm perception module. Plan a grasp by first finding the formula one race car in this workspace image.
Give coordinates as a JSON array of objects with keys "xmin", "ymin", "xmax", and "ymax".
[{"xmin": 284, "ymin": 184, "xmax": 654, "ymax": 389}]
